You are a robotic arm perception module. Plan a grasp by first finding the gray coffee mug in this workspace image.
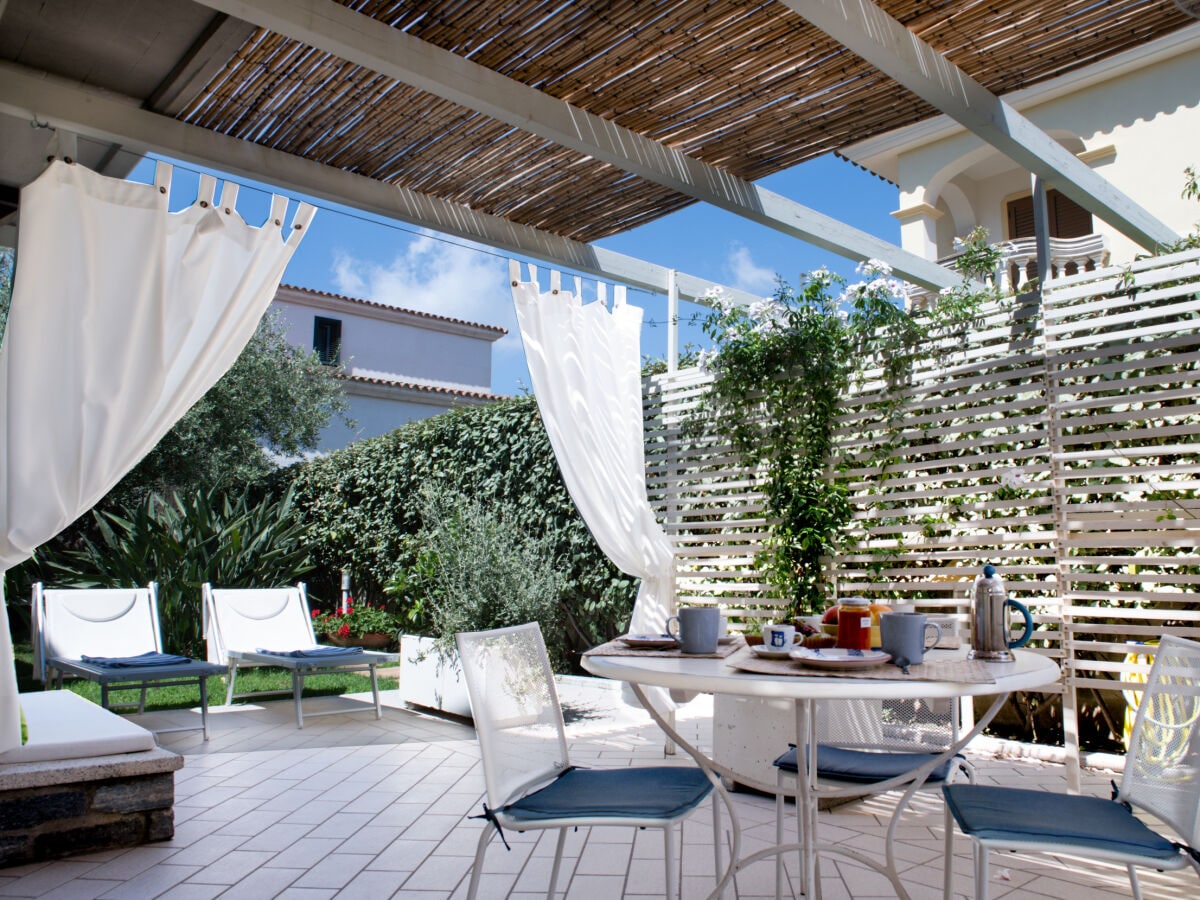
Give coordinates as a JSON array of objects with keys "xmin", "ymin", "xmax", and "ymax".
[
  {"xmin": 880, "ymin": 612, "xmax": 942, "ymax": 664},
  {"xmin": 666, "ymin": 607, "xmax": 721, "ymax": 654}
]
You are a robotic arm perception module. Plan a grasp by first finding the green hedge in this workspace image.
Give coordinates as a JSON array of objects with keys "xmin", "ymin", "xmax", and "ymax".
[{"xmin": 287, "ymin": 396, "xmax": 636, "ymax": 658}]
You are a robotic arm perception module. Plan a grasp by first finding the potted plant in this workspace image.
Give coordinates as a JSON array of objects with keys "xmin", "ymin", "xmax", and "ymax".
[
  {"xmin": 389, "ymin": 484, "xmax": 566, "ymax": 717},
  {"xmin": 312, "ymin": 597, "xmax": 401, "ymax": 650}
]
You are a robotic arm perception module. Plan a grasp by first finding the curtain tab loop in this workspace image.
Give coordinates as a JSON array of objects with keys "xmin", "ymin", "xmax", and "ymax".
[
  {"xmin": 218, "ymin": 182, "xmax": 240, "ymax": 216},
  {"xmin": 197, "ymin": 174, "xmax": 217, "ymax": 209},
  {"xmin": 285, "ymin": 202, "xmax": 317, "ymax": 246}
]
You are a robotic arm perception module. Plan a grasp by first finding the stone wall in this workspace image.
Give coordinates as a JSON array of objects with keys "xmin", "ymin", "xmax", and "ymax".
[{"xmin": 0, "ymin": 771, "xmax": 174, "ymax": 865}]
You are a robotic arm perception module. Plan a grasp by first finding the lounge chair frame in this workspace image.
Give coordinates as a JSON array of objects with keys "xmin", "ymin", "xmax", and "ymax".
[
  {"xmin": 202, "ymin": 582, "xmax": 398, "ymax": 728},
  {"xmin": 32, "ymin": 582, "xmax": 226, "ymax": 740}
]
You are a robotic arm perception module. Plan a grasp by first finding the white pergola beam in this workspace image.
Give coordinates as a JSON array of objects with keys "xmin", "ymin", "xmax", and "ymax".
[
  {"xmin": 0, "ymin": 63, "xmax": 758, "ymax": 307},
  {"xmin": 781, "ymin": 0, "xmax": 1179, "ymax": 251},
  {"xmin": 193, "ymin": 0, "xmax": 961, "ymax": 291}
]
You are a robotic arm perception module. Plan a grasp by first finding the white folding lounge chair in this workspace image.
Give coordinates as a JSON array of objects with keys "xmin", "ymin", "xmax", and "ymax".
[
  {"xmin": 456, "ymin": 622, "xmax": 725, "ymax": 899},
  {"xmin": 32, "ymin": 582, "xmax": 226, "ymax": 740},
  {"xmin": 944, "ymin": 633, "xmax": 1200, "ymax": 900},
  {"xmin": 203, "ymin": 583, "xmax": 399, "ymax": 728}
]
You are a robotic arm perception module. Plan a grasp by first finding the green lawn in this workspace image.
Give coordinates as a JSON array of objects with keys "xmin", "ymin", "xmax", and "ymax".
[{"xmin": 12, "ymin": 644, "xmax": 398, "ymax": 713}]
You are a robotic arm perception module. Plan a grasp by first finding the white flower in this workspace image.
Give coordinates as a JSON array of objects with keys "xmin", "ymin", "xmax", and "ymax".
[
  {"xmin": 808, "ymin": 266, "xmax": 833, "ymax": 287},
  {"xmin": 703, "ymin": 286, "xmax": 735, "ymax": 316},
  {"xmin": 998, "ymin": 469, "xmax": 1026, "ymax": 490},
  {"xmin": 856, "ymin": 258, "xmax": 893, "ymax": 278},
  {"xmin": 747, "ymin": 299, "xmax": 773, "ymax": 320}
]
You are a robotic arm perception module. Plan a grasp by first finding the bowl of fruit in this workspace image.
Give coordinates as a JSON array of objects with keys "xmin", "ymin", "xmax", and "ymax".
[
  {"xmin": 820, "ymin": 605, "xmax": 839, "ymax": 638},
  {"xmin": 797, "ymin": 615, "xmax": 837, "ymax": 650}
]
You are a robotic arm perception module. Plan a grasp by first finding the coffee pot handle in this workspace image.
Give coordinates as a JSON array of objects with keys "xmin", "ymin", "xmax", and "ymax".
[{"xmin": 1006, "ymin": 599, "xmax": 1033, "ymax": 649}]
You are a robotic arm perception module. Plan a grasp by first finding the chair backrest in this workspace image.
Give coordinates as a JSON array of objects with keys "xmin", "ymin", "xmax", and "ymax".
[
  {"xmin": 202, "ymin": 583, "xmax": 313, "ymax": 665},
  {"xmin": 32, "ymin": 583, "xmax": 161, "ymax": 681},
  {"xmin": 1122, "ymin": 633, "xmax": 1200, "ymax": 849},
  {"xmin": 456, "ymin": 622, "xmax": 571, "ymax": 811}
]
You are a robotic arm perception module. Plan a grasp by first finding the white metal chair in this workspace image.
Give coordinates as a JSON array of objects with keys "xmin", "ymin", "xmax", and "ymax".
[
  {"xmin": 203, "ymin": 583, "xmax": 398, "ymax": 728},
  {"xmin": 456, "ymin": 622, "xmax": 723, "ymax": 899},
  {"xmin": 32, "ymin": 582, "xmax": 226, "ymax": 739},
  {"xmin": 944, "ymin": 633, "xmax": 1200, "ymax": 900},
  {"xmin": 772, "ymin": 696, "xmax": 973, "ymax": 899}
]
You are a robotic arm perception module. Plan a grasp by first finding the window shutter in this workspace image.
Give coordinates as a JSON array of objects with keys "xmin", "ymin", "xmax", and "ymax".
[
  {"xmin": 1049, "ymin": 191, "xmax": 1094, "ymax": 238},
  {"xmin": 1007, "ymin": 196, "xmax": 1035, "ymax": 239}
]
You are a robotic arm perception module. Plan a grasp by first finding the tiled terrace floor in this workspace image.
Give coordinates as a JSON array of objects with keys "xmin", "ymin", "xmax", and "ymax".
[{"xmin": 1, "ymin": 679, "xmax": 1195, "ymax": 899}]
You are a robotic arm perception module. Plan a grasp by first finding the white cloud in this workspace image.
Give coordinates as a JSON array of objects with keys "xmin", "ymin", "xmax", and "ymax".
[
  {"xmin": 726, "ymin": 243, "xmax": 778, "ymax": 295},
  {"xmin": 330, "ymin": 233, "xmax": 522, "ymax": 357}
]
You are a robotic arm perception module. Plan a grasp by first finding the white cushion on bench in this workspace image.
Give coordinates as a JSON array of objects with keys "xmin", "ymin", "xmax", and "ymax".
[{"xmin": 0, "ymin": 691, "xmax": 156, "ymax": 764}]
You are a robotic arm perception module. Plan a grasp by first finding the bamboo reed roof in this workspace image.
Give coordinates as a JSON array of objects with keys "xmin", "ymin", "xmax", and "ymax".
[{"xmin": 6, "ymin": 0, "xmax": 1196, "ymax": 244}]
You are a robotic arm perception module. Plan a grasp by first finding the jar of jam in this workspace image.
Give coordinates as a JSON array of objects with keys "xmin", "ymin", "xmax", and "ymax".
[{"xmin": 836, "ymin": 597, "xmax": 872, "ymax": 650}]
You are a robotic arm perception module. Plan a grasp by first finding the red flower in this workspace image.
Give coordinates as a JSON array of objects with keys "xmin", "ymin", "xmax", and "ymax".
[
  {"xmin": 311, "ymin": 608, "xmax": 319, "ymax": 618},
  {"xmin": 338, "ymin": 624, "xmax": 351, "ymax": 638}
]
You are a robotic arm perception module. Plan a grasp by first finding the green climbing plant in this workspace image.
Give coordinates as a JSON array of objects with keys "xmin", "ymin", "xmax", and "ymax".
[{"xmin": 694, "ymin": 244, "xmax": 995, "ymax": 616}]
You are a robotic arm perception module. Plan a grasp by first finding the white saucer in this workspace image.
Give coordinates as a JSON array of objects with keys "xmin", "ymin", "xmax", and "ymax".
[
  {"xmin": 619, "ymin": 634, "xmax": 678, "ymax": 650},
  {"xmin": 718, "ymin": 635, "xmax": 738, "ymax": 645},
  {"xmin": 789, "ymin": 647, "xmax": 891, "ymax": 670},
  {"xmin": 750, "ymin": 643, "xmax": 795, "ymax": 660}
]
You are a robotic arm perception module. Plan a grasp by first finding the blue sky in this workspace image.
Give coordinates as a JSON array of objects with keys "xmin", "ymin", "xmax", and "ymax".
[{"xmin": 131, "ymin": 154, "xmax": 900, "ymax": 396}]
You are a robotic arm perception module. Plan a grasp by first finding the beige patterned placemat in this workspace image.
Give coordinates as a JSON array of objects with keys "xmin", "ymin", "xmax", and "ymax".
[
  {"xmin": 585, "ymin": 636, "xmax": 744, "ymax": 660},
  {"xmin": 728, "ymin": 648, "xmax": 995, "ymax": 683}
]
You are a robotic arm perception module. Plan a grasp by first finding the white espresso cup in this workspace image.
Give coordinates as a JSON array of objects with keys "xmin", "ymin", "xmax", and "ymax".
[{"xmin": 762, "ymin": 623, "xmax": 796, "ymax": 651}]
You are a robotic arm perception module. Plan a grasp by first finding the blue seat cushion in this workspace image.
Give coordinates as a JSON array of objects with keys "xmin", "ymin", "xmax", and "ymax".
[
  {"xmin": 942, "ymin": 785, "xmax": 1180, "ymax": 861},
  {"xmin": 79, "ymin": 651, "xmax": 192, "ymax": 667},
  {"xmin": 255, "ymin": 646, "xmax": 364, "ymax": 658},
  {"xmin": 503, "ymin": 767, "xmax": 712, "ymax": 822},
  {"xmin": 773, "ymin": 744, "xmax": 957, "ymax": 783}
]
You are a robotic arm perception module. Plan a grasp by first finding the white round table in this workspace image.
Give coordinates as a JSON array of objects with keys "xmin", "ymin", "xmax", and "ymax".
[{"xmin": 582, "ymin": 646, "xmax": 1060, "ymax": 899}]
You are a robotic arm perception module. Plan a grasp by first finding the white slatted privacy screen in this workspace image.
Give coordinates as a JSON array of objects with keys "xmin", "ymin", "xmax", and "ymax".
[{"xmin": 643, "ymin": 247, "xmax": 1200, "ymax": 759}]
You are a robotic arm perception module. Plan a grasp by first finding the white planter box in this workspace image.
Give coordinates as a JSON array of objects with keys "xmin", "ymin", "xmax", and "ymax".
[{"xmin": 398, "ymin": 635, "xmax": 472, "ymax": 718}]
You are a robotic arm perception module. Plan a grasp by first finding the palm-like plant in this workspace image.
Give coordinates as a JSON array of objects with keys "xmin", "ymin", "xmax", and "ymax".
[{"xmin": 41, "ymin": 486, "xmax": 313, "ymax": 656}]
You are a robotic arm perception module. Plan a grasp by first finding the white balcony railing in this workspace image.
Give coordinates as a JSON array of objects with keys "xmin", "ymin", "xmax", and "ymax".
[{"xmin": 907, "ymin": 233, "xmax": 1110, "ymax": 309}]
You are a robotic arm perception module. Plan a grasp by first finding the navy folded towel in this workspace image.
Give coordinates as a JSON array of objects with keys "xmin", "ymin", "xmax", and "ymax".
[
  {"xmin": 255, "ymin": 646, "xmax": 363, "ymax": 658},
  {"xmin": 80, "ymin": 651, "xmax": 192, "ymax": 667}
]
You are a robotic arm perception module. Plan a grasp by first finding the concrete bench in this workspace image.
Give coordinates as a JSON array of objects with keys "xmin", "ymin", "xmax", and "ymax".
[{"xmin": 0, "ymin": 691, "xmax": 182, "ymax": 867}]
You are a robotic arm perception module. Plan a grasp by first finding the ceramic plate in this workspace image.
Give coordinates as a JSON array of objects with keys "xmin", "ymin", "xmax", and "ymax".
[
  {"xmin": 789, "ymin": 648, "xmax": 892, "ymax": 670},
  {"xmin": 619, "ymin": 634, "xmax": 679, "ymax": 650},
  {"xmin": 718, "ymin": 635, "xmax": 739, "ymax": 645},
  {"xmin": 750, "ymin": 643, "xmax": 795, "ymax": 660}
]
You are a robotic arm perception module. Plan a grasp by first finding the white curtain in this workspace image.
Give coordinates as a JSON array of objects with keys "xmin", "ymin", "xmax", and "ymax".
[
  {"xmin": 0, "ymin": 159, "xmax": 314, "ymax": 751},
  {"xmin": 511, "ymin": 263, "xmax": 676, "ymax": 635}
]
